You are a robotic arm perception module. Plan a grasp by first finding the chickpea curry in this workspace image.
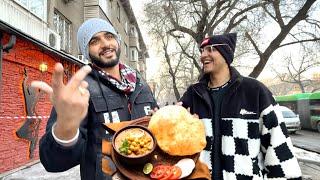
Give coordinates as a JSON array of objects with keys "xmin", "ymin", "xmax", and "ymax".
[{"xmin": 115, "ymin": 128, "xmax": 154, "ymax": 157}]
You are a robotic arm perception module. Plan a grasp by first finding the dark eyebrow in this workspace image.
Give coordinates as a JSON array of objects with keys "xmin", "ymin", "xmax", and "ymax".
[
  {"xmin": 101, "ymin": 32, "xmax": 113, "ymax": 37},
  {"xmin": 89, "ymin": 32, "xmax": 114, "ymax": 44},
  {"xmin": 89, "ymin": 36, "xmax": 98, "ymax": 44},
  {"xmin": 89, "ymin": 32, "xmax": 105, "ymax": 43},
  {"xmin": 90, "ymin": 36, "xmax": 98, "ymax": 41}
]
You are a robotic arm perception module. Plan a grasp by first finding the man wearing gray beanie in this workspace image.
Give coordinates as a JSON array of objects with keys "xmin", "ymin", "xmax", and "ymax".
[
  {"xmin": 180, "ymin": 33, "xmax": 301, "ymax": 179},
  {"xmin": 32, "ymin": 18, "xmax": 158, "ymax": 179}
]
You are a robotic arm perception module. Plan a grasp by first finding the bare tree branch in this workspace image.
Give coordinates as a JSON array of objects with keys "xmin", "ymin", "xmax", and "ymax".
[
  {"xmin": 208, "ymin": 1, "xmax": 237, "ymax": 35},
  {"xmin": 273, "ymin": 53, "xmax": 320, "ymax": 93},
  {"xmin": 174, "ymin": 37, "xmax": 201, "ymax": 72},
  {"xmin": 305, "ymin": 18, "xmax": 320, "ymax": 29},
  {"xmin": 262, "ymin": 4, "xmax": 277, "ymax": 23},
  {"xmin": 226, "ymin": 2, "xmax": 269, "ymax": 32},
  {"xmin": 279, "ymin": 38, "xmax": 320, "ymax": 47},
  {"xmin": 249, "ymin": 0, "xmax": 317, "ymax": 78},
  {"xmin": 273, "ymin": 0, "xmax": 285, "ymax": 27},
  {"xmin": 162, "ymin": 3, "xmax": 198, "ymax": 39},
  {"xmin": 245, "ymin": 32, "xmax": 262, "ymax": 56},
  {"xmin": 144, "ymin": 0, "xmax": 319, "ymax": 100}
]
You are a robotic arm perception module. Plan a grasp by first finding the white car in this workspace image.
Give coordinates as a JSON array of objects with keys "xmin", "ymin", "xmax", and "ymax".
[{"xmin": 276, "ymin": 106, "xmax": 301, "ymax": 133}]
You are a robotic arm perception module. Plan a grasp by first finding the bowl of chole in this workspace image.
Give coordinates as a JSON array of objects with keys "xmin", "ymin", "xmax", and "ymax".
[{"xmin": 112, "ymin": 125, "xmax": 156, "ymax": 165}]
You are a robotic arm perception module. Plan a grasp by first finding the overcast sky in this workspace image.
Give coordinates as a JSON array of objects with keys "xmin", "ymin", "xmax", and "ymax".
[
  {"xmin": 130, "ymin": 0, "xmax": 160, "ymax": 81},
  {"xmin": 130, "ymin": 1, "xmax": 281, "ymax": 81},
  {"xmin": 130, "ymin": 1, "xmax": 319, "ymax": 82}
]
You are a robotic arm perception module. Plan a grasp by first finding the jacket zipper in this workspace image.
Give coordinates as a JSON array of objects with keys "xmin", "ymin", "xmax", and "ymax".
[
  {"xmin": 193, "ymin": 86, "xmax": 213, "ymax": 117},
  {"xmin": 126, "ymin": 94, "xmax": 132, "ymax": 114}
]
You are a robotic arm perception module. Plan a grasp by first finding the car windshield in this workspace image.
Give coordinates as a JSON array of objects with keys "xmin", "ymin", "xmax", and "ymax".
[{"xmin": 282, "ymin": 111, "xmax": 297, "ymax": 118}]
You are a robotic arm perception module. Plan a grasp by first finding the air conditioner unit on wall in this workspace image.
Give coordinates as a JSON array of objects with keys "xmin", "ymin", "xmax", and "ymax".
[
  {"xmin": 47, "ymin": 29, "xmax": 61, "ymax": 50},
  {"xmin": 77, "ymin": 55, "xmax": 88, "ymax": 64}
]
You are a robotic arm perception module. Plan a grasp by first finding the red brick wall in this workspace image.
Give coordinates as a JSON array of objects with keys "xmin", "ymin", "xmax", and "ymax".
[{"xmin": 0, "ymin": 32, "xmax": 79, "ymax": 173}]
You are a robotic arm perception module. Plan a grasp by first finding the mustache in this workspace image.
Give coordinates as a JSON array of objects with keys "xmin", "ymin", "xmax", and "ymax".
[
  {"xmin": 200, "ymin": 57, "xmax": 214, "ymax": 63},
  {"xmin": 89, "ymin": 48, "xmax": 121, "ymax": 69},
  {"xmin": 99, "ymin": 47, "xmax": 117, "ymax": 56}
]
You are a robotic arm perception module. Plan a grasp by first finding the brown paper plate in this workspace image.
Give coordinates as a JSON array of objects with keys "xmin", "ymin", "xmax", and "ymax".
[{"xmin": 111, "ymin": 117, "xmax": 199, "ymax": 180}]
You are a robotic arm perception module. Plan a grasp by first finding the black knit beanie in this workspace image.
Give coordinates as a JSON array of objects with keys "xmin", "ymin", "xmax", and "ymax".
[{"xmin": 200, "ymin": 33, "xmax": 237, "ymax": 65}]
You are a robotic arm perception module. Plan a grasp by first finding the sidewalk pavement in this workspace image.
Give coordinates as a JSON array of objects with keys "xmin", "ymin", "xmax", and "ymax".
[
  {"xmin": 294, "ymin": 147, "xmax": 320, "ymax": 180},
  {"xmin": 1, "ymin": 163, "xmax": 80, "ymax": 180}
]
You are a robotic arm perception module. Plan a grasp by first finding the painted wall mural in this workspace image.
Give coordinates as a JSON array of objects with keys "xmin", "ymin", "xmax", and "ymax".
[{"xmin": 16, "ymin": 68, "xmax": 42, "ymax": 158}]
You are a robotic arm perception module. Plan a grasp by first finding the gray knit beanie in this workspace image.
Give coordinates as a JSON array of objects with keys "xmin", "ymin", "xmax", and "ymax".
[{"xmin": 77, "ymin": 18, "xmax": 120, "ymax": 60}]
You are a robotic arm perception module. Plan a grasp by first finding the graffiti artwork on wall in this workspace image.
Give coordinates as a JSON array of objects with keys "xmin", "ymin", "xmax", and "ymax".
[{"xmin": 16, "ymin": 68, "xmax": 42, "ymax": 159}]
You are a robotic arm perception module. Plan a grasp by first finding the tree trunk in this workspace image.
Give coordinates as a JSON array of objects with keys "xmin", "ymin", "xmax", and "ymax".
[{"xmin": 298, "ymin": 82, "xmax": 305, "ymax": 93}]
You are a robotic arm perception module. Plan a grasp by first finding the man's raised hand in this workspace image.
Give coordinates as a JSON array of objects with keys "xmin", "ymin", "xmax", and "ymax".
[{"xmin": 31, "ymin": 63, "xmax": 91, "ymax": 140}]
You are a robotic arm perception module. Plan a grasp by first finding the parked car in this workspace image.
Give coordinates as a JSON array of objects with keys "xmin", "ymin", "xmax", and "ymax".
[{"xmin": 276, "ymin": 106, "xmax": 301, "ymax": 133}]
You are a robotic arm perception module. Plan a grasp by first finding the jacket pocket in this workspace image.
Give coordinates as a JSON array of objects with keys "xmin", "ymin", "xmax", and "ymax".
[
  {"xmin": 135, "ymin": 93, "xmax": 154, "ymax": 104},
  {"xmin": 91, "ymin": 95, "xmax": 124, "ymax": 112},
  {"xmin": 134, "ymin": 94, "xmax": 154, "ymax": 116}
]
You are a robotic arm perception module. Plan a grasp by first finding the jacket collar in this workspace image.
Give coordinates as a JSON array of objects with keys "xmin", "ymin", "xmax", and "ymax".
[
  {"xmin": 88, "ymin": 67, "xmax": 144, "ymax": 101},
  {"xmin": 193, "ymin": 66, "xmax": 243, "ymax": 96},
  {"xmin": 189, "ymin": 67, "xmax": 243, "ymax": 117},
  {"xmin": 128, "ymin": 73, "xmax": 145, "ymax": 102}
]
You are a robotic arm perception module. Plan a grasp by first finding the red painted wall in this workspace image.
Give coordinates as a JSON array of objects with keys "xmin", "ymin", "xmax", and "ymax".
[{"xmin": 0, "ymin": 32, "xmax": 79, "ymax": 173}]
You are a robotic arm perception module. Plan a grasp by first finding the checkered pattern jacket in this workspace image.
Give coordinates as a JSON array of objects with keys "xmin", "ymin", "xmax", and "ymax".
[{"xmin": 181, "ymin": 67, "xmax": 302, "ymax": 179}]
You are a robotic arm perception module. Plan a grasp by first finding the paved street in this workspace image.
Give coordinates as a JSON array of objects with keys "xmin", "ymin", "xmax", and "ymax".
[{"xmin": 290, "ymin": 130, "xmax": 320, "ymax": 153}]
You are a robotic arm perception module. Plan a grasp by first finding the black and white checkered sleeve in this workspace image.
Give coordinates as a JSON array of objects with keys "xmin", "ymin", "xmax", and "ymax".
[{"xmin": 260, "ymin": 104, "xmax": 302, "ymax": 179}]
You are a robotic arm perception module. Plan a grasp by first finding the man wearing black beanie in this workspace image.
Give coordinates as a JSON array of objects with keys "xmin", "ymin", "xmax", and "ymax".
[{"xmin": 180, "ymin": 33, "xmax": 301, "ymax": 179}]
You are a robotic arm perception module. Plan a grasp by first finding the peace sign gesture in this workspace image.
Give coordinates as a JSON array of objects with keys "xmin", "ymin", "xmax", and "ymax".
[{"xmin": 31, "ymin": 63, "xmax": 92, "ymax": 140}]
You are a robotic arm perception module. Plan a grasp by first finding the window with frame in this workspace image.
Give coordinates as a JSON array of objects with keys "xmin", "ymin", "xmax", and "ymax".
[
  {"xmin": 131, "ymin": 49, "xmax": 135, "ymax": 61},
  {"xmin": 124, "ymin": 42, "xmax": 128, "ymax": 57},
  {"xmin": 129, "ymin": 26, "xmax": 137, "ymax": 37},
  {"xmin": 117, "ymin": 2, "xmax": 120, "ymax": 22},
  {"xmin": 14, "ymin": 0, "xmax": 47, "ymax": 20},
  {"xmin": 124, "ymin": 21, "xmax": 128, "ymax": 34},
  {"xmin": 117, "ymin": 32, "xmax": 122, "ymax": 44},
  {"xmin": 53, "ymin": 10, "xmax": 72, "ymax": 53},
  {"xmin": 130, "ymin": 48, "xmax": 138, "ymax": 61}
]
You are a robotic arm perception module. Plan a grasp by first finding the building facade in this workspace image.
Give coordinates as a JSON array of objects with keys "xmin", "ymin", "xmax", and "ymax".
[
  {"xmin": 0, "ymin": 0, "xmax": 148, "ymax": 78},
  {"xmin": 0, "ymin": 19, "xmax": 82, "ymax": 173},
  {"xmin": 0, "ymin": 0, "xmax": 148, "ymax": 174}
]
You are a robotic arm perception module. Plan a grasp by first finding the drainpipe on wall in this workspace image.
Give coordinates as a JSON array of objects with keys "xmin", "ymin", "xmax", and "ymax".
[
  {"xmin": 0, "ymin": 32, "xmax": 3, "ymax": 109},
  {"xmin": 0, "ymin": 32, "xmax": 3, "ymax": 96},
  {"xmin": 0, "ymin": 32, "xmax": 16, "ymax": 110}
]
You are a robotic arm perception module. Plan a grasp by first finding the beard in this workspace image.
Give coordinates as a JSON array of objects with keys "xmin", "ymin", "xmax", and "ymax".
[
  {"xmin": 202, "ymin": 63, "xmax": 213, "ymax": 74},
  {"xmin": 90, "ymin": 48, "xmax": 121, "ymax": 68}
]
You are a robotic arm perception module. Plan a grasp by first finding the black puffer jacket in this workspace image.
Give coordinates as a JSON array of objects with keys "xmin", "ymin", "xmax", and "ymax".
[
  {"xmin": 180, "ymin": 67, "xmax": 301, "ymax": 179},
  {"xmin": 39, "ymin": 68, "xmax": 158, "ymax": 180}
]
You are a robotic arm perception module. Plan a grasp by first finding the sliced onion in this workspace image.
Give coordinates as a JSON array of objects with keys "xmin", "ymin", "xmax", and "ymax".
[{"xmin": 174, "ymin": 158, "xmax": 195, "ymax": 179}]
